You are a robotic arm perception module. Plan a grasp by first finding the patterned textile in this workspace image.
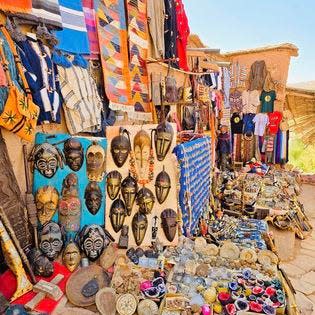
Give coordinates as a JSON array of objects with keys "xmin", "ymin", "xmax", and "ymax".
[
  {"xmin": 174, "ymin": 137, "xmax": 212, "ymax": 235},
  {"xmin": 229, "ymin": 62, "xmax": 247, "ymax": 89},
  {"xmin": 0, "ymin": 0, "xmax": 31, "ymax": 13},
  {"xmin": 55, "ymin": 0, "xmax": 90, "ymax": 54},
  {"xmin": 82, "ymin": 0, "xmax": 100, "ymax": 59},
  {"xmin": 126, "ymin": 0, "xmax": 151, "ymax": 116}
]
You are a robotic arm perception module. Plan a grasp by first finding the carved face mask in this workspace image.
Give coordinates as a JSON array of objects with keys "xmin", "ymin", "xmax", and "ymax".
[
  {"xmin": 106, "ymin": 171, "xmax": 122, "ymax": 200},
  {"xmin": 30, "ymin": 142, "xmax": 64, "ymax": 178},
  {"xmin": 110, "ymin": 128, "xmax": 131, "ymax": 167},
  {"xmin": 132, "ymin": 212, "xmax": 148, "ymax": 246},
  {"xmin": 79, "ymin": 225, "xmax": 107, "ymax": 261},
  {"xmin": 134, "ymin": 130, "xmax": 151, "ymax": 171},
  {"xmin": 153, "ymin": 121, "xmax": 174, "ymax": 161},
  {"xmin": 63, "ymin": 138, "xmax": 84, "ymax": 172},
  {"xmin": 155, "ymin": 166, "xmax": 171, "ymax": 204},
  {"xmin": 86, "ymin": 142, "xmax": 106, "ymax": 182},
  {"xmin": 121, "ymin": 173, "xmax": 138, "ymax": 216},
  {"xmin": 39, "ymin": 222, "xmax": 63, "ymax": 260},
  {"xmin": 84, "ymin": 182, "xmax": 102, "ymax": 215},
  {"xmin": 136, "ymin": 187, "xmax": 155, "ymax": 214},
  {"xmin": 28, "ymin": 248, "xmax": 54, "ymax": 277},
  {"xmin": 109, "ymin": 197, "xmax": 126, "ymax": 233},
  {"xmin": 62, "ymin": 241, "xmax": 81, "ymax": 272},
  {"xmin": 35, "ymin": 186, "xmax": 59, "ymax": 225},
  {"xmin": 161, "ymin": 209, "xmax": 177, "ymax": 242}
]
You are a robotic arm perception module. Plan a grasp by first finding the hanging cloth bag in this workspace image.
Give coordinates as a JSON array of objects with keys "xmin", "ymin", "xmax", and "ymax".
[
  {"xmin": 0, "ymin": 27, "xmax": 39, "ymax": 142},
  {"xmin": 164, "ymin": 62, "xmax": 178, "ymax": 103}
]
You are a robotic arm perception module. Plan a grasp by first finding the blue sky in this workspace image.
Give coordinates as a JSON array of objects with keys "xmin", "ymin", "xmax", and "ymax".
[{"xmin": 182, "ymin": 0, "xmax": 315, "ymax": 84}]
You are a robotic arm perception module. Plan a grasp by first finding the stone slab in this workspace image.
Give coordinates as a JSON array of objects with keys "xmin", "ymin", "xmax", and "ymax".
[
  {"xmin": 289, "ymin": 255, "xmax": 315, "ymax": 273},
  {"xmin": 302, "ymin": 272, "xmax": 315, "ymax": 287},
  {"xmin": 280, "ymin": 263, "xmax": 306, "ymax": 278},
  {"xmin": 290, "ymin": 278, "xmax": 315, "ymax": 295},
  {"xmin": 295, "ymin": 292, "xmax": 314, "ymax": 315}
]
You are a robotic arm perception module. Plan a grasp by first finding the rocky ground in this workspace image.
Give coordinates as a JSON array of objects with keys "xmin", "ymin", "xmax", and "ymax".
[{"xmin": 280, "ymin": 184, "xmax": 315, "ymax": 315}]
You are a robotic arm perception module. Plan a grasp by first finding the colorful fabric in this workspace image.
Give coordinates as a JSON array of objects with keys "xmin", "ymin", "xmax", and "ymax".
[
  {"xmin": 96, "ymin": 0, "xmax": 131, "ymax": 111},
  {"xmin": 0, "ymin": 0, "xmax": 31, "ymax": 13},
  {"xmin": 55, "ymin": 0, "xmax": 90, "ymax": 54},
  {"xmin": 260, "ymin": 90, "xmax": 276, "ymax": 113},
  {"xmin": 126, "ymin": 0, "xmax": 151, "ymax": 116},
  {"xmin": 82, "ymin": 0, "xmax": 100, "ymax": 58},
  {"xmin": 229, "ymin": 90, "xmax": 242, "ymax": 112},
  {"xmin": 268, "ymin": 111, "xmax": 282, "ymax": 135}
]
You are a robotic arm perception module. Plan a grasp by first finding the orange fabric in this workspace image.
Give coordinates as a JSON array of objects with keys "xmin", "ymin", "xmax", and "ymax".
[{"xmin": 0, "ymin": 0, "xmax": 32, "ymax": 13}]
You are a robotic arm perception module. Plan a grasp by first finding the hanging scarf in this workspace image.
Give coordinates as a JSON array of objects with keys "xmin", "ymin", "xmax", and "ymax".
[
  {"xmin": 55, "ymin": 0, "xmax": 90, "ymax": 54},
  {"xmin": 82, "ymin": 0, "xmax": 100, "ymax": 59},
  {"xmin": 0, "ymin": 0, "xmax": 32, "ymax": 13}
]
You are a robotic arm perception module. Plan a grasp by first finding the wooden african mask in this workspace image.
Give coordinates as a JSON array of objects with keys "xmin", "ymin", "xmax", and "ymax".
[
  {"xmin": 161, "ymin": 209, "xmax": 177, "ymax": 242},
  {"xmin": 153, "ymin": 121, "xmax": 174, "ymax": 161},
  {"xmin": 109, "ymin": 197, "xmax": 126, "ymax": 233},
  {"xmin": 155, "ymin": 166, "xmax": 171, "ymax": 204},
  {"xmin": 28, "ymin": 248, "xmax": 54, "ymax": 277},
  {"xmin": 35, "ymin": 186, "xmax": 59, "ymax": 225},
  {"xmin": 134, "ymin": 130, "xmax": 151, "ymax": 176},
  {"xmin": 39, "ymin": 221, "xmax": 63, "ymax": 260},
  {"xmin": 106, "ymin": 171, "xmax": 122, "ymax": 200},
  {"xmin": 86, "ymin": 141, "xmax": 106, "ymax": 182},
  {"xmin": 84, "ymin": 181, "xmax": 103, "ymax": 215},
  {"xmin": 63, "ymin": 138, "xmax": 84, "ymax": 171},
  {"xmin": 136, "ymin": 187, "xmax": 155, "ymax": 214},
  {"xmin": 110, "ymin": 128, "xmax": 131, "ymax": 167},
  {"xmin": 132, "ymin": 212, "xmax": 148, "ymax": 246},
  {"xmin": 62, "ymin": 241, "xmax": 81, "ymax": 272},
  {"xmin": 59, "ymin": 173, "xmax": 81, "ymax": 233},
  {"xmin": 121, "ymin": 173, "xmax": 138, "ymax": 216},
  {"xmin": 29, "ymin": 142, "xmax": 64, "ymax": 178}
]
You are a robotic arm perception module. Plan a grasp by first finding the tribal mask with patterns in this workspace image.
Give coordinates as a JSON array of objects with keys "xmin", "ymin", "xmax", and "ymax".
[
  {"xmin": 28, "ymin": 248, "xmax": 54, "ymax": 277},
  {"xmin": 86, "ymin": 141, "xmax": 106, "ymax": 182},
  {"xmin": 63, "ymin": 138, "xmax": 84, "ymax": 172},
  {"xmin": 106, "ymin": 171, "xmax": 122, "ymax": 200},
  {"xmin": 110, "ymin": 128, "xmax": 131, "ymax": 167},
  {"xmin": 84, "ymin": 181, "xmax": 102, "ymax": 215},
  {"xmin": 35, "ymin": 186, "xmax": 59, "ymax": 225},
  {"xmin": 29, "ymin": 142, "xmax": 64, "ymax": 178},
  {"xmin": 62, "ymin": 241, "xmax": 81, "ymax": 272},
  {"xmin": 155, "ymin": 166, "xmax": 171, "ymax": 204},
  {"xmin": 39, "ymin": 221, "xmax": 63, "ymax": 260},
  {"xmin": 161, "ymin": 209, "xmax": 177, "ymax": 242},
  {"xmin": 121, "ymin": 173, "xmax": 138, "ymax": 216},
  {"xmin": 132, "ymin": 211, "xmax": 148, "ymax": 246},
  {"xmin": 136, "ymin": 187, "xmax": 155, "ymax": 214},
  {"xmin": 109, "ymin": 196, "xmax": 126, "ymax": 233},
  {"xmin": 153, "ymin": 121, "xmax": 174, "ymax": 161}
]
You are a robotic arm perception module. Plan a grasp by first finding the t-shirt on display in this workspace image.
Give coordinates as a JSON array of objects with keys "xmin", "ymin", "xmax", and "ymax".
[{"xmin": 253, "ymin": 113, "xmax": 269, "ymax": 136}]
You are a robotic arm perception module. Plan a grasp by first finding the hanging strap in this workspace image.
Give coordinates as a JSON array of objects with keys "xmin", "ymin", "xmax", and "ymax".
[
  {"xmin": 0, "ymin": 26, "xmax": 32, "ymax": 99},
  {"xmin": 0, "ymin": 39, "xmax": 13, "ymax": 87}
]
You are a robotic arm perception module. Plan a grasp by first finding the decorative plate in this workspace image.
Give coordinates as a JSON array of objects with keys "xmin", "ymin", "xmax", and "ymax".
[
  {"xmin": 96, "ymin": 288, "xmax": 116, "ymax": 315},
  {"xmin": 116, "ymin": 293, "xmax": 138, "ymax": 315},
  {"xmin": 137, "ymin": 299, "xmax": 159, "ymax": 315}
]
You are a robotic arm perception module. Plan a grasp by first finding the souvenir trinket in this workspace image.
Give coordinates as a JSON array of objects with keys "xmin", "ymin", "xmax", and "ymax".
[
  {"xmin": 35, "ymin": 186, "xmax": 59, "ymax": 225},
  {"xmin": 96, "ymin": 288, "xmax": 116, "ymax": 315},
  {"xmin": 110, "ymin": 128, "xmax": 131, "ymax": 167},
  {"xmin": 240, "ymin": 248, "xmax": 257, "ymax": 263},
  {"xmin": 151, "ymin": 216, "xmax": 159, "ymax": 243},
  {"xmin": 155, "ymin": 166, "xmax": 171, "ymax": 204},
  {"xmin": 29, "ymin": 142, "xmax": 64, "ymax": 178},
  {"xmin": 59, "ymin": 173, "xmax": 81, "ymax": 233},
  {"xmin": 86, "ymin": 141, "xmax": 106, "ymax": 182},
  {"xmin": 63, "ymin": 138, "xmax": 84, "ymax": 171},
  {"xmin": 84, "ymin": 182, "xmax": 102, "ymax": 215},
  {"xmin": 39, "ymin": 221, "xmax": 63, "ymax": 260},
  {"xmin": 136, "ymin": 187, "xmax": 155, "ymax": 214},
  {"xmin": 28, "ymin": 248, "xmax": 54, "ymax": 277},
  {"xmin": 219, "ymin": 241, "xmax": 240, "ymax": 260},
  {"xmin": 161, "ymin": 209, "xmax": 177, "ymax": 242},
  {"xmin": 121, "ymin": 173, "xmax": 138, "ymax": 215},
  {"xmin": 118, "ymin": 225, "xmax": 129, "ymax": 249},
  {"xmin": 257, "ymin": 250, "xmax": 278, "ymax": 266},
  {"xmin": 132, "ymin": 212, "xmax": 148, "ymax": 246},
  {"xmin": 107, "ymin": 171, "xmax": 122, "ymax": 200},
  {"xmin": 116, "ymin": 293, "xmax": 138, "ymax": 315},
  {"xmin": 66, "ymin": 265, "xmax": 111, "ymax": 307},
  {"xmin": 62, "ymin": 241, "xmax": 81, "ymax": 272},
  {"xmin": 100, "ymin": 243, "xmax": 117, "ymax": 270},
  {"xmin": 110, "ymin": 196, "xmax": 126, "ymax": 233},
  {"xmin": 137, "ymin": 299, "xmax": 159, "ymax": 315},
  {"xmin": 152, "ymin": 121, "xmax": 174, "ymax": 161},
  {"xmin": 203, "ymin": 287, "xmax": 216, "ymax": 304},
  {"xmin": 78, "ymin": 224, "xmax": 113, "ymax": 261}
]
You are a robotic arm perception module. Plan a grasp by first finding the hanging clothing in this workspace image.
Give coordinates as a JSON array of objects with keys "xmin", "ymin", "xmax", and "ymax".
[
  {"xmin": 175, "ymin": 0, "xmax": 189, "ymax": 71},
  {"xmin": 229, "ymin": 90, "xmax": 242, "ymax": 113},
  {"xmin": 230, "ymin": 112, "xmax": 243, "ymax": 134},
  {"xmin": 263, "ymin": 71, "xmax": 275, "ymax": 92},
  {"xmin": 242, "ymin": 90, "xmax": 260, "ymax": 114},
  {"xmin": 147, "ymin": 0, "xmax": 165, "ymax": 59},
  {"xmin": 260, "ymin": 90, "xmax": 276, "ymax": 113},
  {"xmin": 253, "ymin": 113, "xmax": 269, "ymax": 137},
  {"xmin": 249, "ymin": 60, "xmax": 267, "ymax": 91},
  {"xmin": 55, "ymin": 0, "xmax": 90, "ymax": 54},
  {"xmin": 0, "ymin": 0, "xmax": 32, "ymax": 13},
  {"xmin": 17, "ymin": 37, "xmax": 61, "ymax": 124},
  {"xmin": 243, "ymin": 113, "xmax": 255, "ymax": 135},
  {"xmin": 56, "ymin": 56, "xmax": 102, "ymax": 134},
  {"xmin": 222, "ymin": 67, "xmax": 230, "ymax": 108},
  {"xmin": 268, "ymin": 111, "xmax": 282, "ymax": 135},
  {"xmin": 229, "ymin": 62, "xmax": 247, "ymax": 89},
  {"xmin": 82, "ymin": 0, "xmax": 100, "ymax": 59},
  {"xmin": 164, "ymin": 0, "xmax": 178, "ymax": 66}
]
